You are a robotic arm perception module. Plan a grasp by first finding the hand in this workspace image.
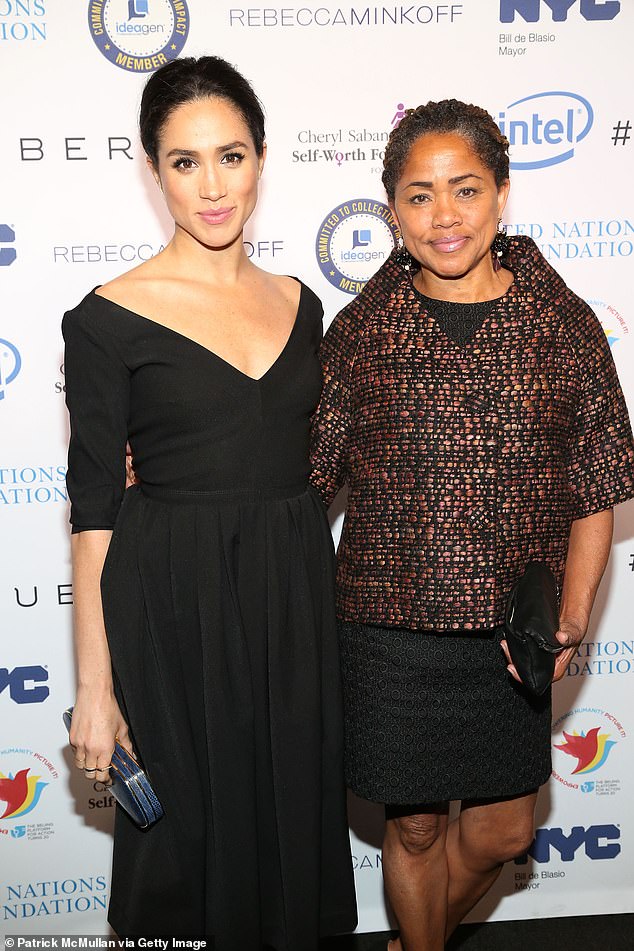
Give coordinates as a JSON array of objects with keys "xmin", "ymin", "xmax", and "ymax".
[
  {"xmin": 125, "ymin": 441, "xmax": 137, "ymax": 488},
  {"xmin": 500, "ymin": 638, "xmax": 522, "ymax": 685},
  {"xmin": 552, "ymin": 618, "xmax": 586, "ymax": 682},
  {"xmin": 69, "ymin": 688, "xmax": 132, "ymax": 785},
  {"xmin": 501, "ymin": 617, "xmax": 585, "ymax": 686}
]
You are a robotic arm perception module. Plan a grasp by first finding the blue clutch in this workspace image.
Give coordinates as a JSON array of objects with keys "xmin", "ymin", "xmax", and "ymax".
[{"xmin": 63, "ymin": 707, "xmax": 163, "ymax": 829}]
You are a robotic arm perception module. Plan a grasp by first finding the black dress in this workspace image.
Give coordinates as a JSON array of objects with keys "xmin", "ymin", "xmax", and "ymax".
[{"xmin": 62, "ymin": 284, "xmax": 357, "ymax": 948}]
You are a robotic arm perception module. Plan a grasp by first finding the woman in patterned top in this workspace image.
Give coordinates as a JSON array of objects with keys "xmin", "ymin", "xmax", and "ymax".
[{"xmin": 310, "ymin": 100, "xmax": 634, "ymax": 950}]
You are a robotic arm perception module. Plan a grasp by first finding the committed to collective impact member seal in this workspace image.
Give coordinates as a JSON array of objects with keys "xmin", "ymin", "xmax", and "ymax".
[
  {"xmin": 316, "ymin": 199, "xmax": 400, "ymax": 295},
  {"xmin": 88, "ymin": 0, "xmax": 190, "ymax": 73}
]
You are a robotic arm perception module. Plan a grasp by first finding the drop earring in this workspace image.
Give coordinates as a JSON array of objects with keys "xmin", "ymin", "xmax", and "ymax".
[
  {"xmin": 491, "ymin": 218, "xmax": 509, "ymax": 267},
  {"xmin": 394, "ymin": 235, "xmax": 413, "ymax": 272}
]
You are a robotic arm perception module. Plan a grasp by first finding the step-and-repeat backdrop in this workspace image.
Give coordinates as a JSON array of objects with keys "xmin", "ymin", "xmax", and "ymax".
[{"xmin": 2, "ymin": 0, "xmax": 633, "ymax": 936}]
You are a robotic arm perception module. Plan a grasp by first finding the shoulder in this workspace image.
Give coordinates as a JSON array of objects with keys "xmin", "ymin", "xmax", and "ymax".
[
  {"xmin": 261, "ymin": 272, "xmax": 321, "ymax": 315},
  {"xmin": 62, "ymin": 287, "xmax": 133, "ymax": 364},
  {"xmin": 63, "ymin": 256, "xmax": 154, "ymax": 328},
  {"xmin": 62, "ymin": 288, "xmax": 107, "ymax": 339},
  {"xmin": 506, "ymin": 236, "xmax": 596, "ymax": 324},
  {"xmin": 94, "ymin": 261, "xmax": 164, "ymax": 315},
  {"xmin": 325, "ymin": 249, "xmax": 408, "ymax": 343},
  {"xmin": 297, "ymin": 279, "xmax": 323, "ymax": 318},
  {"xmin": 506, "ymin": 236, "xmax": 609, "ymax": 361}
]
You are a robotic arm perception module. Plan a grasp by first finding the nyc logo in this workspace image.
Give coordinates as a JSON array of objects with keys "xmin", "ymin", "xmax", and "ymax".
[
  {"xmin": 0, "ymin": 666, "xmax": 49, "ymax": 704},
  {"xmin": 500, "ymin": 1, "xmax": 620, "ymax": 21}
]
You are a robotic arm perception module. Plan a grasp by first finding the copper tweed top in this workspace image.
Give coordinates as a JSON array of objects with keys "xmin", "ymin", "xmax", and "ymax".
[{"xmin": 310, "ymin": 236, "xmax": 634, "ymax": 630}]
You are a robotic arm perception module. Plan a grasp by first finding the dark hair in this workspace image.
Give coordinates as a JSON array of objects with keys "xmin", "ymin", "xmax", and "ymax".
[
  {"xmin": 140, "ymin": 55, "xmax": 266, "ymax": 166},
  {"xmin": 382, "ymin": 99, "xmax": 509, "ymax": 200}
]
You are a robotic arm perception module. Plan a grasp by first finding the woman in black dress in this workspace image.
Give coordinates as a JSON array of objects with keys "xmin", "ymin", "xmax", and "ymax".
[
  {"xmin": 63, "ymin": 56, "xmax": 356, "ymax": 948},
  {"xmin": 310, "ymin": 100, "xmax": 634, "ymax": 950}
]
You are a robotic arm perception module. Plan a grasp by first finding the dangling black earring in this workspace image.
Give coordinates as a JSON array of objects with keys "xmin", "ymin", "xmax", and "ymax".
[
  {"xmin": 394, "ymin": 236, "xmax": 414, "ymax": 272},
  {"xmin": 491, "ymin": 219, "xmax": 509, "ymax": 263}
]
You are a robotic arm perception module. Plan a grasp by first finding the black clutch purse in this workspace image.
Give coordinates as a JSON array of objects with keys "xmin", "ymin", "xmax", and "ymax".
[
  {"xmin": 504, "ymin": 561, "xmax": 562, "ymax": 696},
  {"xmin": 63, "ymin": 707, "xmax": 164, "ymax": 829}
]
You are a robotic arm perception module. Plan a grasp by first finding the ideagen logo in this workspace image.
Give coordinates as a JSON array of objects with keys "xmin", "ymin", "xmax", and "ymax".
[
  {"xmin": 515, "ymin": 824, "xmax": 621, "ymax": 863},
  {"xmin": 316, "ymin": 199, "xmax": 400, "ymax": 295},
  {"xmin": 499, "ymin": 91, "xmax": 593, "ymax": 170},
  {"xmin": 0, "ymin": 225, "xmax": 16, "ymax": 266},
  {"xmin": 0, "ymin": 339, "xmax": 22, "ymax": 401},
  {"xmin": 0, "ymin": 666, "xmax": 49, "ymax": 704},
  {"xmin": 88, "ymin": 0, "xmax": 189, "ymax": 73},
  {"xmin": 500, "ymin": 1, "xmax": 620, "ymax": 22}
]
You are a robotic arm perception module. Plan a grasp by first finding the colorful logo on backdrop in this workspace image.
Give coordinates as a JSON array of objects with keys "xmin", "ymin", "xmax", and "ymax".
[
  {"xmin": 587, "ymin": 299, "xmax": 629, "ymax": 348},
  {"xmin": 0, "ymin": 224, "xmax": 16, "ymax": 266},
  {"xmin": 316, "ymin": 200, "xmax": 400, "ymax": 295},
  {"xmin": 0, "ymin": 749, "xmax": 58, "ymax": 842},
  {"xmin": 88, "ymin": 0, "xmax": 189, "ymax": 72},
  {"xmin": 500, "ymin": 1, "xmax": 621, "ymax": 22},
  {"xmin": 498, "ymin": 91, "xmax": 593, "ymax": 170},
  {"xmin": 0, "ymin": 339, "xmax": 22, "ymax": 401},
  {"xmin": 551, "ymin": 707, "xmax": 626, "ymax": 795}
]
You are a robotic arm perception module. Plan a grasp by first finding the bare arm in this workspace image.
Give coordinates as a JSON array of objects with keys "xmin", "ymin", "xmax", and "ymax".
[
  {"xmin": 70, "ymin": 530, "xmax": 131, "ymax": 782},
  {"xmin": 502, "ymin": 509, "xmax": 613, "ymax": 685},
  {"xmin": 553, "ymin": 507, "xmax": 613, "ymax": 681}
]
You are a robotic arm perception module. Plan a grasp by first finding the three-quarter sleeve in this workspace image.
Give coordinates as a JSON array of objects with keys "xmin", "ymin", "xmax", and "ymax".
[
  {"xmin": 62, "ymin": 300, "xmax": 130, "ymax": 532},
  {"xmin": 309, "ymin": 305, "xmax": 362, "ymax": 508},
  {"xmin": 565, "ymin": 299, "xmax": 634, "ymax": 518}
]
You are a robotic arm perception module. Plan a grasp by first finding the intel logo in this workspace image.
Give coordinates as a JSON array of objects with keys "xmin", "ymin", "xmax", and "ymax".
[{"xmin": 498, "ymin": 91, "xmax": 593, "ymax": 170}]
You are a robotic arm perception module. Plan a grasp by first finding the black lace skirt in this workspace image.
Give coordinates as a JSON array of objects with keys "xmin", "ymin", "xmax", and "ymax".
[{"xmin": 338, "ymin": 622, "xmax": 552, "ymax": 804}]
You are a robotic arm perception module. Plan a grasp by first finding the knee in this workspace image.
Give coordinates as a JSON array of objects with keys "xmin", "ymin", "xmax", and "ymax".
[
  {"xmin": 488, "ymin": 822, "xmax": 535, "ymax": 865},
  {"xmin": 392, "ymin": 813, "xmax": 445, "ymax": 856}
]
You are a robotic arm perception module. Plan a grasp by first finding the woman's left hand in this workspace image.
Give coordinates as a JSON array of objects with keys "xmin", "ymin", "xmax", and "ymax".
[
  {"xmin": 125, "ymin": 441, "xmax": 137, "ymax": 488},
  {"xmin": 552, "ymin": 618, "xmax": 586, "ymax": 681},
  {"xmin": 500, "ymin": 617, "xmax": 585, "ymax": 685}
]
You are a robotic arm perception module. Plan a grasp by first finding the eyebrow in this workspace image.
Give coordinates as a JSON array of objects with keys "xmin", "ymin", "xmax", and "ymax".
[
  {"xmin": 404, "ymin": 173, "xmax": 485, "ymax": 188},
  {"xmin": 165, "ymin": 141, "xmax": 250, "ymax": 158}
]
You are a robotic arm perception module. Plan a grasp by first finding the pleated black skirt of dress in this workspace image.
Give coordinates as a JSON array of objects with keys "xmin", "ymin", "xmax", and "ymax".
[{"xmin": 103, "ymin": 484, "xmax": 356, "ymax": 947}]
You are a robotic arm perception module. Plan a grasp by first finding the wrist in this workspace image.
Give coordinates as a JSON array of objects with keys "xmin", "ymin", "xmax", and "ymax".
[
  {"xmin": 558, "ymin": 614, "xmax": 587, "ymax": 633},
  {"xmin": 76, "ymin": 681, "xmax": 115, "ymax": 700}
]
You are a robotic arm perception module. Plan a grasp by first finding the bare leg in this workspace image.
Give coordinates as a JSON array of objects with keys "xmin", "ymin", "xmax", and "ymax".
[
  {"xmin": 382, "ymin": 804, "xmax": 449, "ymax": 951},
  {"xmin": 445, "ymin": 791, "xmax": 538, "ymax": 938}
]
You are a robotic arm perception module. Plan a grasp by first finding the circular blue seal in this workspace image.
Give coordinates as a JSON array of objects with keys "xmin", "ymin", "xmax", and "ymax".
[
  {"xmin": 0, "ymin": 339, "xmax": 22, "ymax": 401},
  {"xmin": 316, "ymin": 199, "xmax": 400, "ymax": 295},
  {"xmin": 88, "ymin": 0, "xmax": 190, "ymax": 73}
]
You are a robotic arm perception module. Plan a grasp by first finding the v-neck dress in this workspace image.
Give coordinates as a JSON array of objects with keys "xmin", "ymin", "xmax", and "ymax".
[{"xmin": 62, "ymin": 284, "xmax": 357, "ymax": 947}]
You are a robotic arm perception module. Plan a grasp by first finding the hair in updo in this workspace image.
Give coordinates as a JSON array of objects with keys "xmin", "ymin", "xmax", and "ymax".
[
  {"xmin": 140, "ymin": 55, "xmax": 266, "ymax": 166},
  {"xmin": 382, "ymin": 99, "xmax": 509, "ymax": 200}
]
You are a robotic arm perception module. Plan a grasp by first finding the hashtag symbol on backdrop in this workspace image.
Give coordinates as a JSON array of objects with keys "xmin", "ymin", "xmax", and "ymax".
[{"xmin": 611, "ymin": 121, "xmax": 632, "ymax": 146}]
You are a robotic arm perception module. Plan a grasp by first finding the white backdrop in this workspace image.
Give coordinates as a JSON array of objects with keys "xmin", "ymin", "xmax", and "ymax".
[{"xmin": 1, "ymin": 0, "xmax": 633, "ymax": 936}]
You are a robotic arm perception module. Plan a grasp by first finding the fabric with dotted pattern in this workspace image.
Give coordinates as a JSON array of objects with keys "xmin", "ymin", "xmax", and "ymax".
[{"xmin": 310, "ymin": 236, "xmax": 634, "ymax": 631}]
